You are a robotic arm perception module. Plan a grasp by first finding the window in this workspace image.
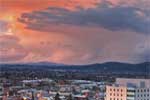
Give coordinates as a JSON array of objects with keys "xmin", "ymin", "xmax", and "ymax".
[
  {"xmin": 121, "ymin": 89, "xmax": 123, "ymax": 92},
  {"xmin": 147, "ymin": 89, "xmax": 149, "ymax": 92},
  {"xmin": 141, "ymin": 94, "xmax": 143, "ymax": 97}
]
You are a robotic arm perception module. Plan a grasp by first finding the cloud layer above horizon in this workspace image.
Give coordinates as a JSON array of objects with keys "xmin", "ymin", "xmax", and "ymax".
[{"xmin": 0, "ymin": 0, "xmax": 149, "ymax": 64}]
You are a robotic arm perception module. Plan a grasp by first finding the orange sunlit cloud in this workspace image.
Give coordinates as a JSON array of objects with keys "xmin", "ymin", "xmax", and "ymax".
[{"xmin": 0, "ymin": 0, "xmax": 149, "ymax": 64}]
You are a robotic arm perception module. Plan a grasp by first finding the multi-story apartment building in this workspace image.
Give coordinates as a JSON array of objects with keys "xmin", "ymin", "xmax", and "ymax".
[
  {"xmin": 105, "ymin": 85, "xmax": 127, "ymax": 100},
  {"xmin": 105, "ymin": 78, "xmax": 150, "ymax": 100},
  {"xmin": 117, "ymin": 78, "xmax": 150, "ymax": 100},
  {"xmin": 135, "ymin": 88, "xmax": 150, "ymax": 100},
  {"xmin": 126, "ymin": 87, "xmax": 136, "ymax": 100}
]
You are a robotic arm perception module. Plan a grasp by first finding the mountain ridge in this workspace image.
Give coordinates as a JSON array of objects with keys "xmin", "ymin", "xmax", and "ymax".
[{"xmin": 0, "ymin": 61, "xmax": 149, "ymax": 66}]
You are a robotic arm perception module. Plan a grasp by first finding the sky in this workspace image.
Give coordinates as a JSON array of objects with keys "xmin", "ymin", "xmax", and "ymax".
[{"xmin": 0, "ymin": 0, "xmax": 150, "ymax": 64}]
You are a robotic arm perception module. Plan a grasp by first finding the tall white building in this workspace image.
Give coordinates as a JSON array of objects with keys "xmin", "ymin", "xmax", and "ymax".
[{"xmin": 135, "ymin": 88, "xmax": 150, "ymax": 100}]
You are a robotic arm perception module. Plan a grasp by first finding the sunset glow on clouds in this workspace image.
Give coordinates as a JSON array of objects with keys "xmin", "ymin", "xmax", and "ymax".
[{"xmin": 0, "ymin": 0, "xmax": 149, "ymax": 64}]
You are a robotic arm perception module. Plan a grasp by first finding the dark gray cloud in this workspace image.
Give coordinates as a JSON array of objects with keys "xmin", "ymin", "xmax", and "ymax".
[{"xmin": 18, "ymin": 2, "xmax": 150, "ymax": 34}]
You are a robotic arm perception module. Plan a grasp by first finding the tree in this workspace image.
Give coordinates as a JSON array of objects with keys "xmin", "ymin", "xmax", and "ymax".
[
  {"xmin": 67, "ymin": 94, "xmax": 73, "ymax": 100},
  {"xmin": 54, "ymin": 93, "xmax": 61, "ymax": 100}
]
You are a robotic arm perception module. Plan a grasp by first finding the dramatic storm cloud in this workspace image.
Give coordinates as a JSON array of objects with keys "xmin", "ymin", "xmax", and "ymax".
[
  {"xmin": 19, "ymin": 1, "xmax": 150, "ymax": 34},
  {"xmin": 0, "ymin": 0, "xmax": 149, "ymax": 64}
]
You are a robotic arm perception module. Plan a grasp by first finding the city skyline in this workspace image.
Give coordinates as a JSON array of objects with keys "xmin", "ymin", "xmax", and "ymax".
[{"xmin": 0, "ymin": 0, "xmax": 150, "ymax": 64}]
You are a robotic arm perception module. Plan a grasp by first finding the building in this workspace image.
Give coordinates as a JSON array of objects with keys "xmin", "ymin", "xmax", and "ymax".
[
  {"xmin": 116, "ymin": 78, "xmax": 150, "ymax": 88},
  {"xmin": 105, "ymin": 78, "xmax": 150, "ymax": 100},
  {"xmin": 135, "ymin": 88, "xmax": 150, "ymax": 100},
  {"xmin": 126, "ymin": 87, "xmax": 136, "ymax": 100},
  {"xmin": 105, "ymin": 85, "xmax": 127, "ymax": 100},
  {"xmin": 116, "ymin": 78, "xmax": 150, "ymax": 100}
]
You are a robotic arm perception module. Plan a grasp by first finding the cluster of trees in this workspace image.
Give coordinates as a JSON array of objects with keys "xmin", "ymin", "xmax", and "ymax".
[{"xmin": 55, "ymin": 93, "xmax": 72, "ymax": 100}]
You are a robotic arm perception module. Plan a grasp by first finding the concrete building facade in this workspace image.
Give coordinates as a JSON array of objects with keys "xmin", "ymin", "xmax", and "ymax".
[
  {"xmin": 105, "ymin": 85, "xmax": 127, "ymax": 100},
  {"xmin": 135, "ymin": 88, "xmax": 150, "ymax": 100}
]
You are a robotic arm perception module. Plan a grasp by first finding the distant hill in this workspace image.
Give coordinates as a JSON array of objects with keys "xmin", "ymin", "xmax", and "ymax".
[
  {"xmin": 25, "ymin": 61, "xmax": 65, "ymax": 66},
  {"xmin": 0, "ymin": 62, "xmax": 149, "ymax": 75}
]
